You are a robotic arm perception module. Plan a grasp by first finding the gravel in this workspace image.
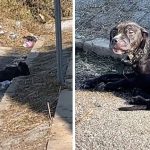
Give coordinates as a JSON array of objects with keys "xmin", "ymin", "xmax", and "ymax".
[{"xmin": 75, "ymin": 51, "xmax": 150, "ymax": 150}]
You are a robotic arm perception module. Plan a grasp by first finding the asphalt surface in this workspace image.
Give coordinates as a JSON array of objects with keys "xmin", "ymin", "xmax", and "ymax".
[{"xmin": 76, "ymin": 0, "xmax": 150, "ymax": 40}]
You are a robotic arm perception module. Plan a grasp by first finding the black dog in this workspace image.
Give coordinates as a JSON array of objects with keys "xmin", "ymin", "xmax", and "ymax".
[
  {"xmin": 82, "ymin": 21, "xmax": 150, "ymax": 110},
  {"xmin": 0, "ymin": 62, "xmax": 30, "ymax": 82}
]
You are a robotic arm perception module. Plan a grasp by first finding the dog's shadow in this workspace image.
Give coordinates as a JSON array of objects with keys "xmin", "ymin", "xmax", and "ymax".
[
  {"xmin": 112, "ymin": 91, "xmax": 148, "ymax": 111},
  {"xmin": 81, "ymin": 85, "xmax": 148, "ymax": 111}
]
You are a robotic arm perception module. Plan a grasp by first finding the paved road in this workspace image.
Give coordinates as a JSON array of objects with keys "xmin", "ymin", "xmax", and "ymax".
[{"xmin": 76, "ymin": 0, "xmax": 150, "ymax": 40}]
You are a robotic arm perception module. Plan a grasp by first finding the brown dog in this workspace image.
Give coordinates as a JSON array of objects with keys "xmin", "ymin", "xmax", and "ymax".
[{"xmin": 82, "ymin": 21, "xmax": 150, "ymax": 110}]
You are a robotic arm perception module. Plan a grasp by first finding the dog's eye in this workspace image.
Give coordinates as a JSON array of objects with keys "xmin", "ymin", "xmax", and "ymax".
[{"xmin": 112, "ymin": 30, "xmax": 117, "ymax": 35}]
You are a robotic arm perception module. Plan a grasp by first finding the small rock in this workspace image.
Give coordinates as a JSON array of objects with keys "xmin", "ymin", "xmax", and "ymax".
[
  {"xmin": 0, "ymin": 30, "xmax": 5, "ymax": 35},
  {"xmin": 94, "ymin": 102, "xmax": 102, "ymax": 108},
  {"xmin": 15, "ymin": 21, "xmax": 21, "ymax": 28},
  {"xmin": 9, "ymin": 32, "xmax": 18, "ymax": 40}
]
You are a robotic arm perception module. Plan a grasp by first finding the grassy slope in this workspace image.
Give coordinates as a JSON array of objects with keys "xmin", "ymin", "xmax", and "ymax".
[
  {"xmin": 0, "ymin": 0, "xmax": 72, "ymax": 21},
  {"xmin": 0, "ymin": 0, "xmax": 72, "ymax": 47}
]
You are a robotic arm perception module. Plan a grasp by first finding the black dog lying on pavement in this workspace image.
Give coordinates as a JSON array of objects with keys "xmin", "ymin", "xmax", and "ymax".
[
  {"xmin": 82, "ymin": 21, "xmax": 150, "ymax": 110},
  {"xmin": 0, "ymin": 62, "xmax": 30, "ymax": 82}
]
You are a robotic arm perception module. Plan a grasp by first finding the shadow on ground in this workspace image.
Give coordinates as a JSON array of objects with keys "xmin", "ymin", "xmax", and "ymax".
[
  {"xmin": 76, "ymin": 50, "xmax": 149, "ymax": 111},
  {"xmin": 0, "ymin": 46, "xmax": 72, "ymax": 130}
]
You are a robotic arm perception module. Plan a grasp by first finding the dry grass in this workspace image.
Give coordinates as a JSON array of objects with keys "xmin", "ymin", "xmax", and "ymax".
[
  {"xmin": 1, "ymin": 103, "xmax": 49, "ymax": 134},
  {"xmin": 0, "ymin": 0, "xmax": 72, "ymax": 21},
  {"xmin": 0, "ymin": 0, "xmax": 72, "ymax": 47},
  {"xmin": 0, "ymin": 48, "xmax": 72, "ymax": 149},
  {"xmin": 0, "ymin": 16, "xmax": 72, "ymax": 48},
  {"xmin": 0, "ymin": 1, "xmax": 72, "ymax": 148},
  {"xmin": 0, "ymin": 41, "xmax": 72, "ymax": 149}
]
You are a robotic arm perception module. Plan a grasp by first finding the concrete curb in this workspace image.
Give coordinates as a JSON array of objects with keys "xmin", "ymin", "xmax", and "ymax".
[
  {"xmin": 47, "ymin": 58, "xmax": 72, "ymax": 149},
  {"xmin": 75, "ymin": 38, "xmax": 85, "ymax": 50},
  {"xmin": 47, "ymin": 89, "xmax": 72, "ymax": 150},
  {"xmin": 65, "ymin": 59, "xmax": 72, "ymax": 89},
  {"xmin": 47, "ymin": 47, "xmax": 72, "ymax": 150},
  {"xmin": 45, "ymin": 19, "xmax": 72, "ymax": 32},
  {"xmin": 75, "ymin": 37, "xmax": 122, "ymax": 59}
]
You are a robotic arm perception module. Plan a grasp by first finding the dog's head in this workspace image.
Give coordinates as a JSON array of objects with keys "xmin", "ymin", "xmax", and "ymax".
[
  {"xmin": 110, "ymin": 21, "xmax": 148, "ymax": 55},
  {"xmin": 23, "ymin": 36, "xmax": 37, "ymax": 48},
  {"xmin": 18, "ymin": 62, "xmax": 30, "ymax": 75}
]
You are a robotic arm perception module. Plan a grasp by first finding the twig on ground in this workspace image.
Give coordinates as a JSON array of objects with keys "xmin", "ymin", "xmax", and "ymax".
[
  {"xmin": 75, "ymin": 110, "xmax": 93, "ymax": 125},
  {"xmin": 47, "ymin": 102, "xmax": 53, "ymax": 127},
  {"xmin": 58, "ymin": 85, "xmax": 62, "ymax": 94}
]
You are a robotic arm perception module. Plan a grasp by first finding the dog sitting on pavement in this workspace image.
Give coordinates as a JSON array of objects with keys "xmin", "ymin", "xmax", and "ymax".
[
  {"xmin": 82, "ymin": 21, "xmax": 150, "ymax": 110},
  {"xmin": 0, "ymin": 62, "xmax": 30, "ymax": 82}
]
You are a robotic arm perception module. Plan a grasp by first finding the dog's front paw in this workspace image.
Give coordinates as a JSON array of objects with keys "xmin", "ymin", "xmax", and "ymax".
[
  {"xmin": 103, "ymin": 82, "xmax": 116, "ymax": 91},
  {"xmin": 130, "ymin": 95, "xmax": 150, "ymax": 105},
  {"xmin": 81, "ymin": 79, "xmax": 96, "ymax": 89}
]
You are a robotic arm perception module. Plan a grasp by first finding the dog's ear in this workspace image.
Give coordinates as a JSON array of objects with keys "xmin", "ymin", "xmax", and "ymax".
[
  {"xmin": 110, "ymin": 27, "xmax": 117, "ymax": 42},
  {"xmin": 140, "ymin": 27, "xmax": 148, "ymax": 49},
  {"xmin": 141, "ymin": 27, "xmax": 148, "ymax": 39},
  {"xmin": 18, "ymin": 62, "xmax": 30, "ymax": 75},
  {"xmin": 18, "ymin": 62, "xmax": 25, "ymax": 67}
]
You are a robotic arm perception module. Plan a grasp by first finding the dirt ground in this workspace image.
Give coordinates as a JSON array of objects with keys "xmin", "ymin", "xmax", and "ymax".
[
  {"xmin": 0, "ymin": 0, "xmax": 72, "ymax": 47},
  {"xmin": 0, "ymin": 46, "xmax": 72, "ymax": 150}
]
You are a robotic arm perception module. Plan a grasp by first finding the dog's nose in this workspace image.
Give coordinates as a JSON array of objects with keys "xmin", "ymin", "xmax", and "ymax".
[{"xmin": 111, "ymin": 38, "xmax": 117, "ymax": 44}]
